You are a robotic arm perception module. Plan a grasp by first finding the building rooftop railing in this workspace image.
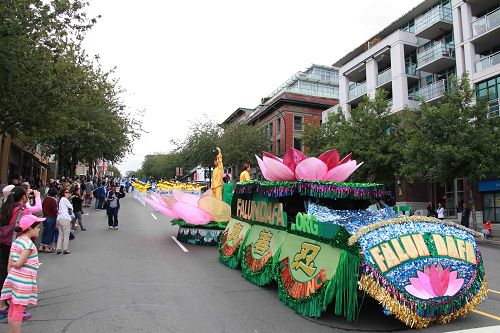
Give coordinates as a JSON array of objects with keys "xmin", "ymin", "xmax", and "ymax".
[{"xmin": 472, "ymin": 7, "xmax": 500, "ymax": 38}]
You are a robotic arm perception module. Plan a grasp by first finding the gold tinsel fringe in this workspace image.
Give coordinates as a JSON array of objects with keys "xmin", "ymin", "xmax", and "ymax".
[
  {"xmin": 358, "ymin": 274, "xmax": 488, "ymax": 329},
  {"xmin": 435, "ymin": 279, "xmax": 488, "ymax": 324},
  {"xmin": 348, "ymin": 216, "xmax": 482, "ymax": 246}
]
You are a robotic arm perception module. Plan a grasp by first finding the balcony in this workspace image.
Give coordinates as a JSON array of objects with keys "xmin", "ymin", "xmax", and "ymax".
[
  {"xmin": 405, "ymin": 64, "xmax": 420, "ymax": 83},
  {"xmin": 377, "ymin": 68, "xmax": 392, "ymax": 88},
  {"xmin": 418, "ymin": 79, "xmax": 447, "ymax": 102},
  {"xmin": 415, "ymin": 5, "xmax": 453, "ymax": 40},
  {"xmin": 475, "ymin": 51, "xmax": 500, "ymax": 72},
  {"xmin": 471, "ymin": 8, "xmax": 500, "ymax": 50},
  {"xmin": 487, "ymin": 98, "xmax": 500, "ymax": 118},
  {"xmin": 417, "ymin": 42, "xmax": 455, "ymax": 73},
  {"xmin": 348, "ymin": 81, "xmax": 367, "ymax": 103}
]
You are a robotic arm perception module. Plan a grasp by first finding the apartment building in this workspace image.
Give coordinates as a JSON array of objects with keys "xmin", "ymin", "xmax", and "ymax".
[
  {"xmin": 222, "ymin": 64, "xmax": 339, "ymax": 156},
  {"xmin": 323, "ymin": 0, "xmax": 500, "ymax": 222}
]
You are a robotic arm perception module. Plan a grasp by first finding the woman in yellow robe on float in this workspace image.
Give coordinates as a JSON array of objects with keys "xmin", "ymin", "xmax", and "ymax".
[{"xmin": 211, "ymin": 147, "xmax": 223, "ymax": 200}]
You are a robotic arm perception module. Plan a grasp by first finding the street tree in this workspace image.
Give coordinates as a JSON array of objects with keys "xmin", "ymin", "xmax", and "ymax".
[
  {"xmin": 218, "ymin": 123, "xmax": 270, "ymax": 180},
  {"xmin": 399, "ymin": 74, "xmax": 500, "ymax": 229},
  {"xmin": 304, "ymin": 90, "xmax": 399, "ymax": 186}
]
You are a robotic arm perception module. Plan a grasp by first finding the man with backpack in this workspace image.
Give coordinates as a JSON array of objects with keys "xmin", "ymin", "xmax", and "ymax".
[{"xmin": 96, "ymin": 182, "xmax": 106, "ymax": 210}]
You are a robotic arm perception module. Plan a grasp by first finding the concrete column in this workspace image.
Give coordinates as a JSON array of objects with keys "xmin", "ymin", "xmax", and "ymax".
[
  {"xmin": 390, "ymin": 42, "xmax": 409, "ymax": 111},
  {"xmin": 452, "ymin": 6, "xmax": 463, "ymax": 44},
  {"xmin": 339, "ymin": 74, "xmax": 351, "ymax": 118},
  {"xmin": 366, "ymin": 58, "xmax": 378, "ymax": 98},
  {"xmin": 460, "ymin": 2, "xmax": 476, "ymax": 77}
]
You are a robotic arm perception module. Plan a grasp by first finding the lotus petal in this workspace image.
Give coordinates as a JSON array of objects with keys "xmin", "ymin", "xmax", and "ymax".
[
  {"xmin": 428, "ymin": 263, "xmax": 449, "ymax": 296},
  {"xmin": 318, "ymin": 149, "xmax": 340, "ymax": 170},
  {"xmin": 173, "ymin": 189, "xmax": 200, "ymax": 206},
  {"xmin": 417, "ymin": 270, "xmax": 436, "ymax": 297},
  {"xmin": 202, "ymin": 189, "xmax": 213, "ymax": 197},
  {"xmin": 150, "ymin": 192, "xmax": 167, "ymax": 206},
  {"xmin": 144, "ymin": 197, "xmax": 178, "ymax": 218},
  {"xmin": 295, "ymin": 157, "xmax": 328, "ymax": 181},
  {"xmin": 198, "ymin": 196, "xmax": 231, "ymax": 222},
  {"xmin": 407, "ymin": 277, "xmax": 436, "ymax": 299},
  {"xmin": 283, "ymin": 148, "xmax": 307, "ymax": 171},
  {"xmin": 338, "ymin": 152, "xmax": 353, "ymax": 165},
  {"xmin": 325, "ymin": 160, "xmax": 363, "ymax": 182},
  {"xmin": 171, "ymin": 201, "xmax": 212, "ymax": 225},
  {"xmin": 263, "ymin": 151, "xmax": 283, "ymax": 162},
  {"xmin": 256, "ymin": 155, "xmax": 273, "ymax": 181},
  {"xmin": 444, "ymin": 271, "xmax": 464, "ymax": 296},
  {"xmin": 261, "ymin": 156, "xmax": 295, "ymax": 181},
  {"xmin": 405, "ymin": 285, "xmax": 435, "ymax": 299}
]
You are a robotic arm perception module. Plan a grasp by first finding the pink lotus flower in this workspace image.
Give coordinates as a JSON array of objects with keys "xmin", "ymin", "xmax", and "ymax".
[
  {"xmin": 144, "ymin": 189, "xmax": 230, "ymax": 225},
  {"xmin": 255, "ymin": 148, "xmax": 363, "ymax": 182},
  {"xmin": 404, "ymin": 264, "xmax": 464, "ymax": 299}
]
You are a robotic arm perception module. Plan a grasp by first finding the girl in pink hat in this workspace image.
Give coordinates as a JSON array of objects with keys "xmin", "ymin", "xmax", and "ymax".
[{"xmin": 0, "ymin": 214, "xmax": 43, "ymax": 333}]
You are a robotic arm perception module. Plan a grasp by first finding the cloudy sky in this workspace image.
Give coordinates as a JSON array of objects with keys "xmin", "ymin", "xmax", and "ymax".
[{"xmin": 83, "ymin": 0, "xmax": 420, "ymax": 174}]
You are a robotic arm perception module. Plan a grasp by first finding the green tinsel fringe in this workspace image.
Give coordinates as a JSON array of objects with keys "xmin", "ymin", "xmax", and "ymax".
[
  {"xmin": 218, "ymin": 254, "xmax": 240, "ymax": 269},
  {"xmin": 241, "ymin": 245, "xmax": 282, "ymax": 286},
  {"xmin": 276, "ymin": 250, "xmax": 360, "ymax": 321},
  {"xmin": 171, "ymin": 218, "xmax": 228, "ymax": 230}
]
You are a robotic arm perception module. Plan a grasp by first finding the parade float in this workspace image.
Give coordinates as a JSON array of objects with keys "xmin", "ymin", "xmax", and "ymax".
[
  {"xmin": 217, "ymin": 148, "xmax": 486, "ymax": 329},
  {"xmin": 144, "ymin": 148, "xmax": 231, "ymax": 245}
]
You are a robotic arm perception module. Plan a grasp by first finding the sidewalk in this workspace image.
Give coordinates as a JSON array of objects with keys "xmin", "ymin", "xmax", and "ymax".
[{"xmin": 476, "ymin": 236, "xmax": 500, "ymax": 248}]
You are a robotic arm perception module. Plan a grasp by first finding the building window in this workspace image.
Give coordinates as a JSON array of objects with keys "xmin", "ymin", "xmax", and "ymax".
[
  {"xmin": 483, "ymin": 192, "xmax": 500, "ymax": 223},
  {"xmin": 276, "ymin": 139, "xmax": 281, "ymax": 156},
  {"xmin": 476, "ymin": 74, "xmax": 500, "ymax": 118},
  {"xmin": 267, "ymin": 123, "xmax": 273, "ymax": 137},
  {"xmin": 277, "ymin": 118, "xmax": 281, "ymax": 135},
  {"xmin": 293, "ymin": 138, "xmax": 303, "ymax": 151},
  {"xmin": 294, "ymin": 116, "xmax": 303, "ymax": 131}
]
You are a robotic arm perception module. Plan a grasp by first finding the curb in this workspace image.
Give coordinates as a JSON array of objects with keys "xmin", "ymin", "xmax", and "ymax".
[{"xmin": 475, "ymin": 238, "xmax": 500, "ymax": 248}]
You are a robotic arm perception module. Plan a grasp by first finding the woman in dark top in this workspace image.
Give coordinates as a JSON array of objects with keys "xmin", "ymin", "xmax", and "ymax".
[
  {"xmin": 71, "ymin": 188, "xmax": 86, "ymax": 231},
  {"xmin": 40, "ymin": 187, "xmax": 58, "ymax": 252}
]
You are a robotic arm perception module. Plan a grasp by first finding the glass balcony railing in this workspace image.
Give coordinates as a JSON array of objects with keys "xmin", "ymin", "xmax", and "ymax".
[
  {"xmin": 415, "ymin": 5, "xmax": 452, "ymax": 34},
  {"xmin": 418, "ymin": 79, "xmax": 447, "ymax": 101},
  {"xmin": 377, "ymin": 68, "xmax": 392, "ymax": 86},
  {"xmin": 348, "ymin": 81, "xmax": 367, "ymax": 100},
  {"xmin": 476, "ymin": 51, "xmax": 500, "ymax": 72},
  {"xmin": 487, "ymin": 98, "xmax": 500, "ymax": 118},
  {"xmin": 417, "ymin": 42, "xmax": 455, "ymax": 68},
  {"xmin": 472, "ymin": 7, "xmax": 500, "ymax": 38},
  {"xmin": 405, "ymin": 64, "xmax": 420, "ymax": 77}
]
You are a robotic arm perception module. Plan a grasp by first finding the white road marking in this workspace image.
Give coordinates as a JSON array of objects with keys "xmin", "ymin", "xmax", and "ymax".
[
  {"xmin": 171, "ymin": 236, "xmax": 189, "ymax": 253},
  {"xmin": 150, "ymin": 213, "xmax": 158, "ymax": 220}
]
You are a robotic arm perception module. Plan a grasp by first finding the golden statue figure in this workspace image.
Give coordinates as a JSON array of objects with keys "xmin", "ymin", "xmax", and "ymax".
[{"xmin": 211, "ymin": 147, "xmax": 223, "ymax": 200}]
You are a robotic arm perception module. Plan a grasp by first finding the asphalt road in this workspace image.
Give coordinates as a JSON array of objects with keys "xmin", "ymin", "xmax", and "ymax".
[{"xmin": 2, "ymin": 195, "xmax": 499, "ymax": 333}]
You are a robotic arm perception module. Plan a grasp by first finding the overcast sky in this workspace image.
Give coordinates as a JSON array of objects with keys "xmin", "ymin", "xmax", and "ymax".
[{"xmin": 83, "ymin": 0, "xmax": 420, "ymax": 174}]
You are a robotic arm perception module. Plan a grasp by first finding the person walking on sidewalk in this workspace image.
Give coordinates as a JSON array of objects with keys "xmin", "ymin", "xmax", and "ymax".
[
  {"xmin": 96, "ymin": 182, "xmax": 106, "ymax": 210},
  {"xmin": 461, "ymin": 202, "xmax": 471, "ymax": 228},
  {"xmin": 1, "ymin": 214, "xmax": 43, "ymax": 333},
  {"xmin": 39, "ymin": 188, "xmax": 58, "ymax": 253},
  {"xmin": 56, "ymin": 189, "xmax": 73, "ymax": 254},
  {"xmin": 71, "ymin": 188, "xmax": 86, "ymax": 231},
  {"xmin": 106, "ymin": 184, "xmax": 125, "ymax": 230},
  {"xmin": 83, "ymin": 178, "xmax": 93, "ymax": 207}
]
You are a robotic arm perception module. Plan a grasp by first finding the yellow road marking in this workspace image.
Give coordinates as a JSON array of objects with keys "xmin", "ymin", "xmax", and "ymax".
[
  {"xmin": 488, "ymin": 289, "xmax": 500, "ymax": 295},
  {"xmin": 472, "ymin": 309, "xmax": 500, "ymax": 321}
]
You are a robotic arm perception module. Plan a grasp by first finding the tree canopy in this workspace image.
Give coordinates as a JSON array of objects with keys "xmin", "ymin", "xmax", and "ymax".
[{"xmin": 0, "ymin": 0, "xmax": 142, "ymax": 177}]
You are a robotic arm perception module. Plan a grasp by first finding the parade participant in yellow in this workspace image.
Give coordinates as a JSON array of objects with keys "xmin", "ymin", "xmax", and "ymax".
[
  {"xmin": 239, "ymin": 163, "xmax": 251, "ymax": 182},
  {"xmin": 211, "ymin": 147, "xmax": 223, "ymax": 200}
]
